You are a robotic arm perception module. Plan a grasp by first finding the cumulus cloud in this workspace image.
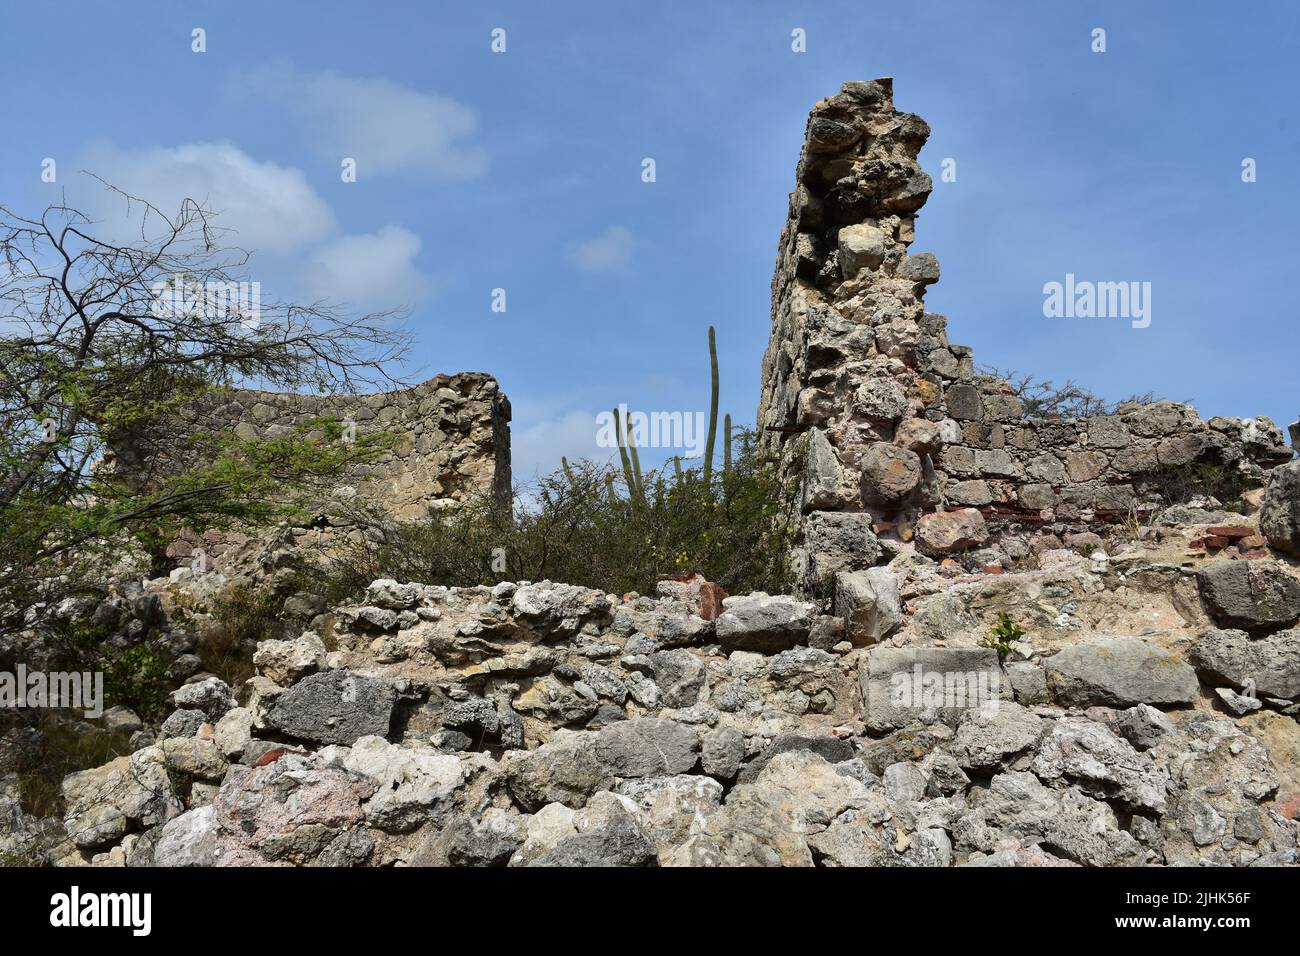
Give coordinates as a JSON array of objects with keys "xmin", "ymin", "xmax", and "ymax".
[
  {"xmin": 566, "ymin": 226, "xmax": 635, "ymax": 272},
  {"xmin": 299, "ymin": 225, "xmax": 432, "ymax": 311},
  {"xmin": 238, "ymin": 65, "xmax": 487, "ymax": 180},
  {"xmin": 78, "ymin": 141, "xmax": 336, "ymax": 255}
]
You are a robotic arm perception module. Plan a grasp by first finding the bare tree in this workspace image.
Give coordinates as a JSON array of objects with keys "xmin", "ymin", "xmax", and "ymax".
[{"xmin": 0, "ymin": 184, "xmax": 410, "ymax": 613}]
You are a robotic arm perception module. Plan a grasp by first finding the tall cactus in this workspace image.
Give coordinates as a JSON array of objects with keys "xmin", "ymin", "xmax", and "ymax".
[
  {"xmin": 703, "ymin": 325, "xmax": 720, "ymax": 483},
  {"xmin": 625, "ymin": 415, "xmax": 645, "ymax": 501},
  {"xmin": 612, "ymin": 406, "xmax": 644, "ymax": 501},
  {"xmin": 722, "ymin": 416, "xmax": 733, "ymax": 481},
  {"xmin": 613, "ymin": 407, "xmax": 637, "ymax": 497}
]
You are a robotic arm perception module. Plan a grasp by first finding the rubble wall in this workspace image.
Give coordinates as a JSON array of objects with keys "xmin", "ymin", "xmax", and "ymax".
[
  {"xmin": 112, "ymin": 371, "xmax": 511, "ymax": 521},
  {"xmin": 757, "ymin": 79, "xmax": 1291, "ymax": 588}
]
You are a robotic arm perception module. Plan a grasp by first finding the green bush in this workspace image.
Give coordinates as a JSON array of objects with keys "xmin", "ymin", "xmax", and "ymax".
[
  {"xmin": 320, "ymin": 427, "xmax": 796, "ymax": 600},
  {"xmin": 1135, "ymin": 461, "xmax": 1258, "ymax": 513}
]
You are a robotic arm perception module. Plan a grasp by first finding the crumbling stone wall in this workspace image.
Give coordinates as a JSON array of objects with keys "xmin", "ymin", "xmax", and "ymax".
[
  {"xmin": 113, "ymin": 372, "xmax": 511, "ymax": 522},
  {"xmin": 758, "ymin": 79, "xmax": 1291, "ymax": 590}
]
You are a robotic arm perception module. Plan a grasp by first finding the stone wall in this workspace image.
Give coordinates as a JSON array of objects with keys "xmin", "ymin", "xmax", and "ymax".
[
  {"xmin": 113, "ymin": 372, "xmax": 511, "ymax": 522},
  {"xmin": 757, "ymin": 79, "xmax": 1292, "ymax": 590}
]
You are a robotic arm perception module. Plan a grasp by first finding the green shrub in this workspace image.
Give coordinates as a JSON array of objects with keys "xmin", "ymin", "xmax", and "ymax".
[
  {"xmin": 1135, "ymin": 461, "xmax": 1258, "ymax": 513},
  {"xmin": 320, "ymin": 427, "xmax": 796, "ymax": 600}
]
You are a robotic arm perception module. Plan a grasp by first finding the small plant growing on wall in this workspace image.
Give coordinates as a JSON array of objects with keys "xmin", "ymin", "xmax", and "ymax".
[{"xmin": 977, "ymin": 611, "xmax": 1026, "ymax": 657}]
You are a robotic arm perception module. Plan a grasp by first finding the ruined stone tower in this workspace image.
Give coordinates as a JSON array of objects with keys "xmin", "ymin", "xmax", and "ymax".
[{"xmin": 758, "ymin": 79, "xmax": 1290, "ymax": 594}]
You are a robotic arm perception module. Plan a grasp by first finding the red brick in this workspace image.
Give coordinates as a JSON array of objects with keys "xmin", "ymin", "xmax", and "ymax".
[{"xmin": 1206, "ymin": 525, "xmax": 1254, "ymax": 540}]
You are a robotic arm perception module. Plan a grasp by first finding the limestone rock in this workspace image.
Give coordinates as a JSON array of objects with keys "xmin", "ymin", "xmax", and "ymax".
[
  {"xmin": 593, "ymin": 719, "xmax": 700, "ymax": 778},
  {"xmin": 264, "ymin": 670, "xmax": 396, "ymax": 746},
  {"xmin": 1190, "ymin": 628, "xmax": 1300, "ymax": 699},
  {"xmin": 1197, "ymin": 559, "xmax": 1300, "ymax": 631},
  {"xmin": 715, "ymin": 593, "xmax": 815, "ymax": 654},
  {"xmin": 833, "ymin": 567, "xmax": 902, "ymax": 642},
  {"xmin": 1044, "ymin": 637, "xmax": 1198, "ymax": 708},
  {"xmin": 915, "ymin": 508, "xmax": 989, "ymax": 556},
  {"xmin": 1260, "ymin": 461, "xmax": 1300, "ymax": 555}
]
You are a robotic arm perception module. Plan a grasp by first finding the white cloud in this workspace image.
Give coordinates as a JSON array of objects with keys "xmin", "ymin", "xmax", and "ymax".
[
  {"xmin": 567, "ymin": 226, "xmax": 635, "ymax": 272},
  {"xmin": 300, "ymin": 225, "xmax": 431, "ymax": 311},
  {"xmin": 78, "ymin": 141, "xmax": 336, "ymax": 255},
  {"xmin": 510, "ymin": 410, "xmax": 614, "ymax": 483},
  {"xmin": 240, "ymin": 65, "xmax": 487, "ymax": 180}
]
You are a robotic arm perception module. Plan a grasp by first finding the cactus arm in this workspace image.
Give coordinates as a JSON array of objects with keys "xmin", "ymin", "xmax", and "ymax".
[
  {"xmin": 704, "ymin": 325, "xmax": 719, "ymax": 483},
  {"xmin": 613, "ymin": 407, "xmax": 638, "ymax": 497},
  {"xmin": 723, "ymin": 412, "xmax": 732, "ymax": 476}
]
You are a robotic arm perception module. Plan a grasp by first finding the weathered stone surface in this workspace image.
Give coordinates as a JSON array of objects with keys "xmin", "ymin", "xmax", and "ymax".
[
  {"xmin": 676, "ymin": 752, "xmax": 874, "ymax": 867},
  {"xmin": 837, "ymin": 222, "xmax": 888, "ymax": 276},
  {"xmin": 1044, "ymin": 638, "xmax": 1199, "ymax": 708},
  {"xmin": 111, "ymin": 372, "xmax": 512, "ymax": 522},
  {"xmin": 1190, "ymin": 628, "xmax": 1300, "ymax": 699},
  {"xmin": 655, "ymin": 574, "xmax": 726, "ymax": 622},
  {"xmin": 616, "ymin": 775, "xmax": 723, "ymax": 862},
  {"xmin": 967, "ymin": 771, "xmax": 1148, "ymax": 866},
  {"xmin": 701, "ymin": 727, "xmax": 746, "ymax": 780},
  {"xmin": 860, "ymin": 646, "xmax": 1002, "ymax": 732},
  {"xmin": 802, "ymin": 428, "xmax": 844, "ymax": 509},
  {"xmin": 915, "ymin": 508, "xmax": 989, "ymax": 556},
  {"xmin": 803, "ymin": 511, "xmax": 880, "ymax": 588},
  {"xmin": 735, "ymin": 731, "xmax": 855, "ymax": 784},
  {"xmin": 1113, "ymin": 704, "xmax": 1176, "ymax": 751},
  {"xmin": 860, "ymin": 443, "xmax": 921, "ymax": 505},
  {"xmin": 1197, "ymin": 560, "xmax": 1300, "ymax": 631},
  {"xmin": 949, "ymin": 702, "xmax": 1044, "ymax": 773},
  {"xmin": 512, "ymin": 582, "xmax": 612, "ymax": 638},
  {"xmin": 62, "ymin": 748, "xmax": 182, "ymax": 850},
  {"xmin": 264, "ymin": 670, "xmax": 397, "ymax": 746},
  {"xmin": 755, "ymin": 84, "xmax": 1285, "ymax": 592},
  {"xmin": 153, "ymin": 805, "xmax": 222, "ymax": 867},
  {"xmin": 253, "ymin": 632, "xmax": 327, "ymax": 685},
  {"xmin": 593, "ymin": 719, "xmax": 700, "ymax": 778},
  {"xmin": 1158, "ymin": 713, "xmax": 1292, "ymax": 865},
  {"xmin": 833, "ymin": 568, "xmax": 902, "ymax": 642},
  {"xmin": 715, "ymin": 593, "xmax": 815, "ymax": 653},
  {"xmin": 649, "ymin": 650, "xmax": 706, "ymax": 709},
  {"xmin": 210, "ymin": 753, "xmax": 374, "ymax": 865},
  {"xmin": 341, "ymin": 736, "xmax": 465, "ymax": 833},
  {"xmin": 1260, "ymin": 461, "xmax": 1300, "ymax": 555},
  {"xmin": 171, "ymin": 677, "xmax": 236, "ymax": 721},
  {"xmin": 1031, "ymin": 718, "xmax": 1169, "ymax": 812},
  {"xmin": 504, "ymin": 734, "xmax": 615, "ymax": 811}
]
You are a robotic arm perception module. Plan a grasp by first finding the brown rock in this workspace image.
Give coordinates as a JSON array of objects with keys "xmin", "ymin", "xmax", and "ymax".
[
  {"xmin": 1207, "ymin": 526, "xmax": 1254, "ymax": 540},
  {"xmin": 655, "ymin": 573, "xmax": 727, "ymax": 622},
  {"xmin": 859, "ymin": 442, "xmax": 921, "ymax": 505},
  {"xmin": 915, "ymin": 508, "xmax": 989, "ymax": 556}
]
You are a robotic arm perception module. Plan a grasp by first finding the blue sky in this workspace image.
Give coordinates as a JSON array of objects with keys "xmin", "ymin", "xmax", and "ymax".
[{"xmin": 4, "ymin": 1, "xmax": 1297, "ymax": 479}]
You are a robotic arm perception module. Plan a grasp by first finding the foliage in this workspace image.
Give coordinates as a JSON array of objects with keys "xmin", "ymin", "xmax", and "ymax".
[
  {"xmin": 980, "ymin": 366, "xmax": 1162, "ymax": 419},
  {"xmin": 1135, "ymin": 460, "xmax": 1258, "ymax": 513},
  {"xmin": 320, "ymin": 426, "xmax": 797, "ymax": 601},
  {"xmin": 977, "ymin": 611, "xmax": 1026, "ymax": 657},
  {"xmin": 4, "ymin": 711, "xmax": 134, "ymax": 821},
  {"xmin": 0, "ymin": 188, "xmax": 407, "ymax": 636}
]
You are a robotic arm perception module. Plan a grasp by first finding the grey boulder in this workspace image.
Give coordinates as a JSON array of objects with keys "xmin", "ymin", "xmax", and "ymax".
[
  {"xmin": 263, "ymin": 670, "xmax": 396, "ymax": 746},
  {"xmin": 1044, "ymin": 637, "xmax": 1198, "ymax": 708}
]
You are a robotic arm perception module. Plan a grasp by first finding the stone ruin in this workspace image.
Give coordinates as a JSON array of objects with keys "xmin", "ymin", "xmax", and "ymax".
[
  {"xmin": 111, "ymin": 371, "xmax": 512, "ymax": 523},
  {"xmin": 757, "ymin": 78, "xmax": 1293, "ymax": 594},
  {"xmin": 12, "ymin": 78, "xmax": 1300, "ymax": 874}
]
